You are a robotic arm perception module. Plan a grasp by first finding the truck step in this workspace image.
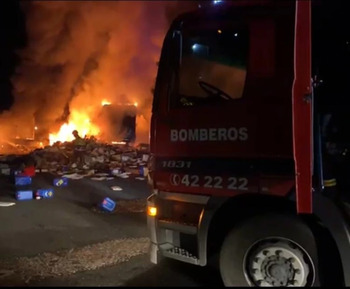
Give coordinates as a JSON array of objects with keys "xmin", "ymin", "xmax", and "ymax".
[
  {"xmin": 160, "ymin": 244, "xmax": 199, "ymax": 265},
  {"xmin": 158, "ymin": 218, "xmax": 197, "ymax": 235}
]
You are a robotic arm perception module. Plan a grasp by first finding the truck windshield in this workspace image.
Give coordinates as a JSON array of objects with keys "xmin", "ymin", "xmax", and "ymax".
[{"xmin": 177, "ymin": 22, "xmax": 249, "ymax": 107}]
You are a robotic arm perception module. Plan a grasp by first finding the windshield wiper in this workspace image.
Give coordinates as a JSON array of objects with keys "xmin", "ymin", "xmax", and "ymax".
[{"xmin": 198, "ymin": 80, "xmax": 232, "ymax": 100}]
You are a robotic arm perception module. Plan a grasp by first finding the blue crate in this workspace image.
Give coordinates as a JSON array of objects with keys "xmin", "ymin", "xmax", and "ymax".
[
  {"xmin": 100, "ymin": 197, "xmax": 116, "ymax": 212},
  {"xmin": 15, "ymin": 176, "xmax": 32, "ymax": 186},
  {"xmin": 16, "ymin": 190, "xmax": 33, "ymax": 201},
  {"xmin": 36, "ymin": 189, "xmax": 54, "ymax": 199},
  {"xmin": 139, "ymin": 166, "xmax": 144, "ymax": 176},
  {"xmin": 53, "ymin": 177, "xmax": 68, "ymax": 187}
]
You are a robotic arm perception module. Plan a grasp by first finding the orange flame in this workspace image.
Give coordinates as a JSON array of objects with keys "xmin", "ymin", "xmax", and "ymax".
[
  {"xmin": 49, "ymin": 99, "xmax": 139, "ymax": 145},
  {"xmin": 49, "ymin": 110, "xmax": 100, "ymax": 145}
]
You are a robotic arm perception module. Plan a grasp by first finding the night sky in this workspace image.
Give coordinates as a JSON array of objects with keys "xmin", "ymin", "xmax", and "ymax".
[{"xmin": 0, "ymin": 1, "xmax": 26, "ymax": 111}]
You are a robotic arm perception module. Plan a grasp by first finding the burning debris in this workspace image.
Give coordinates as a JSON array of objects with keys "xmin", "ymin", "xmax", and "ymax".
[
  {"xmin": 28, "ymin": 137, "xmax": 150, "ymax": 177},
  {"xmin": 0, "ymin": 116, "xmax": 150, "ymax": 182}
]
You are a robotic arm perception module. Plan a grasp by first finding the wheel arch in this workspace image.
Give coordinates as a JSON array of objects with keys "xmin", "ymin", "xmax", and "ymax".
[
  {"xmin": 200, "ymin": 193, "xmax": 346, "ymax": 286},
  {"xmin": 205, "ymin": 194, "xmax": 297, "ymax": 259}
]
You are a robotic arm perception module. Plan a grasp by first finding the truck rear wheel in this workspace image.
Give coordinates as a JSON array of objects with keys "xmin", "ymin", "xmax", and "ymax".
[{"xmin": 219, "ymin": 214, "xmax": 319, "ymax": 287}]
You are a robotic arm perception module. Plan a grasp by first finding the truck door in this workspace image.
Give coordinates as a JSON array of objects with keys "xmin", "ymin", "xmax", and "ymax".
[{"xmin": 151, "ymin": 4, "xmax": 297, "ymax": 197}]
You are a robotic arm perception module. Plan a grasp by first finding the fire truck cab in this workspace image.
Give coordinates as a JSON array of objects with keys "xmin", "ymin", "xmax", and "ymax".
[{"xmin": 147, "ymin": 0, "xmax": 350, "ymax": 286}]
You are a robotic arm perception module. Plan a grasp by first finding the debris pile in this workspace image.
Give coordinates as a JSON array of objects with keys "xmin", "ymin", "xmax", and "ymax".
[
  {"xmin": 0, "ymin": 140, "xmax": 150, "ymax": 209},
  {"xmin": 0, "ymin": 139, "xmax": 150, "ymax": 180},
  {"xmin": 33, "ymin": 140, "xmax": 149, "ymax": 177}
]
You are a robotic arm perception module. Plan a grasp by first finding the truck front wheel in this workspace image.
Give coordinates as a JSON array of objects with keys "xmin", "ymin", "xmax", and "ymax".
[{"xmin": 219, "ymin": 214, "xmax": 319, "ymax": 287}]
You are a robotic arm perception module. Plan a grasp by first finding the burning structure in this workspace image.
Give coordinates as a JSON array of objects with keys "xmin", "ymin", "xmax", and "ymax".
[
  {"xmin": 96, "ymin": 101, "xmax": 137, "ymax": 144},
  {"xmin": 0, "ymin": 1, "xmax": 198, "ymax": 154}
]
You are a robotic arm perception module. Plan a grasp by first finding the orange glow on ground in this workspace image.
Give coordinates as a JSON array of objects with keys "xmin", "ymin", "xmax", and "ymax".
[{"xmin": 49, "ymin": 110, "xmax": 100, "ymax": 145}]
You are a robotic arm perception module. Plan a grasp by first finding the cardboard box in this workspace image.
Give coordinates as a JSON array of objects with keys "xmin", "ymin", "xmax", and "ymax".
[{"xmin": 142, "ymin": 167, "xmax": 149, "ymax": 177}]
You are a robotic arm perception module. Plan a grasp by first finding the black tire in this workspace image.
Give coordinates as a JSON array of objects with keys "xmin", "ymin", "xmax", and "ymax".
[{"xmin": 219, "ymin": 214, "xmax": 320, "ymax": 287}]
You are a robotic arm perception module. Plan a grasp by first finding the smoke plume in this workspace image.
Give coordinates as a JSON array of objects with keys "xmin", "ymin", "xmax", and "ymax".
[{"xmin": 1, "ymin": 1, "xmax": 197, "ymax": 144}]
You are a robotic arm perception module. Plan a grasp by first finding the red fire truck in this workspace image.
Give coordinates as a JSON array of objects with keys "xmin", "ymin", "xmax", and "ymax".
[{"xmin": 147, "ymin": 0, "xmax": 350, "ymax": 286}]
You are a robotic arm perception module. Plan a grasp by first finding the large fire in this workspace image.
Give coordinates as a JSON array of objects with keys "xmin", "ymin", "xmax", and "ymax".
[
  {"xmin": 48, "ymin": 99, "xmax": 139, "ymax": 145},
  {"xmin": 49, "ymin": 110, "xmax": 100, "ymax": 145}
]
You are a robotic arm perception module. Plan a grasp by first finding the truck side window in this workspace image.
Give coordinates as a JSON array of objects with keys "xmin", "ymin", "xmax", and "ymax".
[{"xmin": 175, "ymin": 23, "xmax": 249, "ymax": 108}]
